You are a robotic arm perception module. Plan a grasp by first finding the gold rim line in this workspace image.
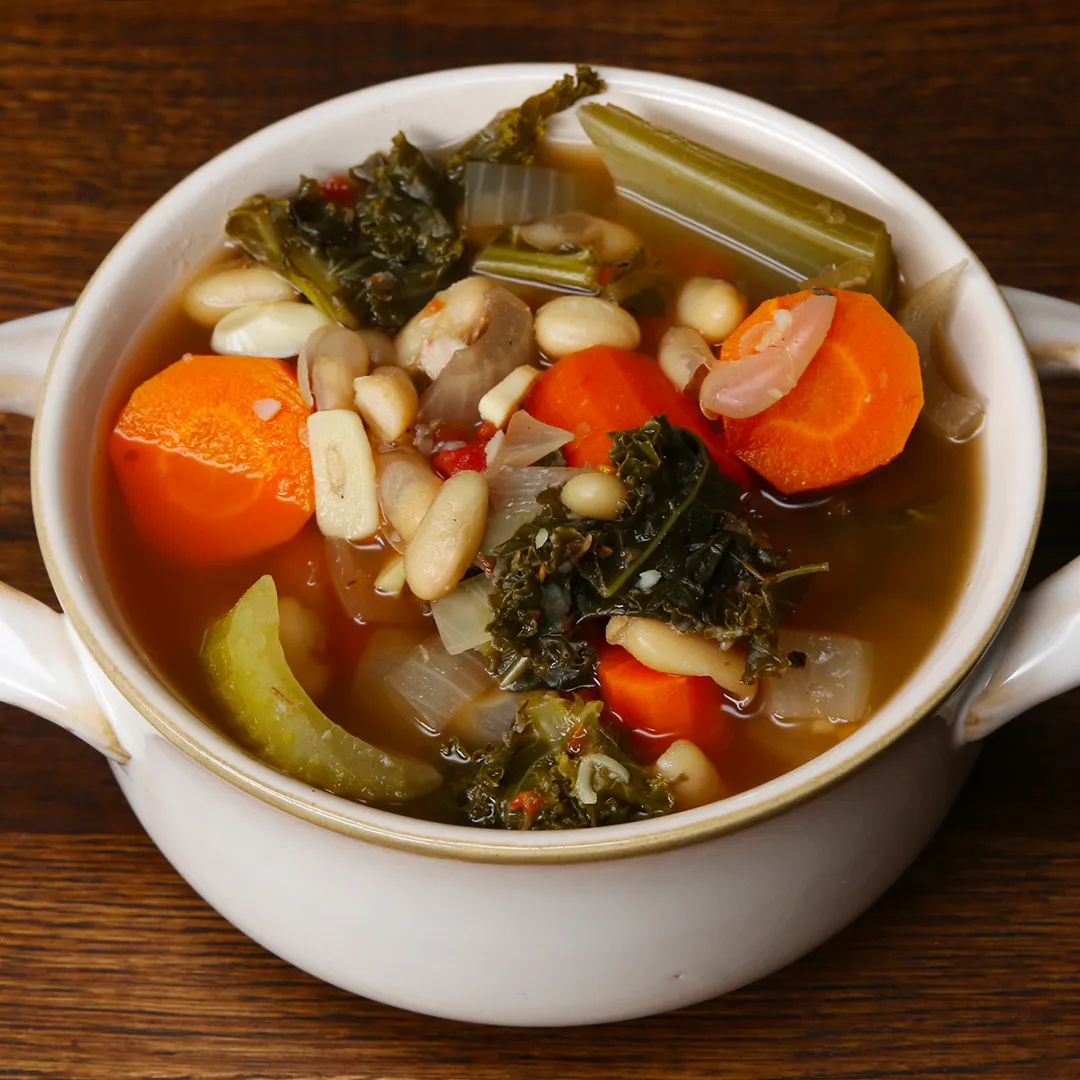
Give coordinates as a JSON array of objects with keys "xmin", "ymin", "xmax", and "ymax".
[{"xmin": 26, "ymin": 71, "xmax": 1046, "ymax": 867}]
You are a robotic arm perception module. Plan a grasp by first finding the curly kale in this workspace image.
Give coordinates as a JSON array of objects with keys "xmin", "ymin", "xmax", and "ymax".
[
  {"xmin": 225, "ymin": 66, "xmax": 606, "ymax": 330},
  {"xmin": 485, "ymin": 418, "xmax": 826, "ymax": 692},
  {"xmin": 447, "ymin": 692, "xmax": 673, "ymax": 830}
]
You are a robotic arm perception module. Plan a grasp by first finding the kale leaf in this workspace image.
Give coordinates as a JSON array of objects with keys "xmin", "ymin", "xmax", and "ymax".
[
  {"xmin": 448, "ymin": 691, "xmax": 673, "ymax": 830},
  {"xmin": 446, "ymin": 65, "xmax": 607, "ymax": 184},
  {"xmin": 225, "ymin": 67, "xmax": 606, "ymax": 331},
  {"xmin": 486, "ymin": 418, "xmax": 825, "ymax": 692}
]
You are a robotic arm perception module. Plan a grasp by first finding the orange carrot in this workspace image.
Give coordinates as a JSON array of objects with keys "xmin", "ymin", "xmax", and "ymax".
[
  {"xmin": 526, "ymin": 345, "xmax": 750, "ymax": 485},
  {"xmin": 109, "ymin": 354, "xmax": 314, "ymax": 564},
  {"xmin": 721, "ymin": 289, "xmax": 923, "ymax": 494},
  {"xmin": 596, "ymin": 642, "xmax": 732, "ymax": 764}
]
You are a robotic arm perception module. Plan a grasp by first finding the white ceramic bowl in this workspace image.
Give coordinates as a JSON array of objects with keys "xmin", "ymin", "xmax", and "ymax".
[{"xmin": 2, "ymin": 64, "xmax": 1080, "ymax": 1026}]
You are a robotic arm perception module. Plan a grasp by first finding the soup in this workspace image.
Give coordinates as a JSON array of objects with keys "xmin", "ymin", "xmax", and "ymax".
[{"xmin": 97, "ymin": 67, "xmax": 980, "ymax": 829}]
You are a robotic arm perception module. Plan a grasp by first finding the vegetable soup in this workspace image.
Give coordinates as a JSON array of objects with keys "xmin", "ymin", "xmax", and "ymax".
[{"xmin": 98, "ymin": 66, "xmax": 979, "ymax": 829}]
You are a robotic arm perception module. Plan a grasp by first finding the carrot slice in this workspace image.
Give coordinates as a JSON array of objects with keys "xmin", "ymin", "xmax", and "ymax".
[
  {"xmin": 526, "ymin": 345, "xmax": 750, "ymax": 485},
  {"xmin": 109, "ymin": 354, "xmax": 314, "ymax": 564},
  {"xmin": 596, "ymin": 642, "xmax": 732, "ymax": 765},
  {"xmin": 721, "ymin": 289, "xmax": 923, "ymax": 493}
]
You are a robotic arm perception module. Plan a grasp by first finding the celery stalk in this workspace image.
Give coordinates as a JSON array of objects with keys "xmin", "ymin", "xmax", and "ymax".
[
  {"xmin": 577, "ymin": 104, "xmax": 895, "ymax": 306},
  {"xmin": 473, "ymin": 243, "xmax": 600, "ymax": 292},
  {"xmin": 201, "ymin": 575, "xmax": 441, "ymax": 803}
]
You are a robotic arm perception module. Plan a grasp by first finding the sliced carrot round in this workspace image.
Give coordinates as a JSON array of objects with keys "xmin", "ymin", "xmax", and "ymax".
[
  {"xmin": 109, "ymin": 354, "xmax": 314, "ymax": 564},
  {"xmin": 721, "ymin": 290, "xmax": 923, "ymax": 494}
]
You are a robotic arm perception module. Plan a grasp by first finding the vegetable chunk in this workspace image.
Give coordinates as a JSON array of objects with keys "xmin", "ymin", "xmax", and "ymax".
[
  {"xmin": 109, "ymin": 354, "xmax": 314, "ymax": 564},
  {"xmin": 722, "ymin": 289, "xmax": 923, "ymax": 493},
  {"xmin": 201, "ymin": 575, "xmax": 440, "ymax": 802}
]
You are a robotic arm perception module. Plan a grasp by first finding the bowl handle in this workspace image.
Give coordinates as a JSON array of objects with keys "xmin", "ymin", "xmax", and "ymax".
[
  {"xmin": 951, "ymin": 286, "xmax": 1080, "ymax": 743},
  {"xmin": 0, "ymin": 308, "xmax": 128, "ymax": 760}
]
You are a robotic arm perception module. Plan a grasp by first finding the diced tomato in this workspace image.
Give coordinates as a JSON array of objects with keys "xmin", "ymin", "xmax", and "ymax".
[
  {"xmin": 508, "ymin": 790, "xmax": 544, "ymax": 816},
  {"xmin": 432, "ymin": 422, "xmax": 498, "ymax": 478},
  {"xmin": 319, "ymin": 174, "xmax": 358, "ymax": 208}
]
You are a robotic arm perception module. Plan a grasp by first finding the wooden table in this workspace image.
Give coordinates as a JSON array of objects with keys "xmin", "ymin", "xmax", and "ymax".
[{"xmin": 2, "ymin": 2, "xmax": 1078, "ymax": 1076}]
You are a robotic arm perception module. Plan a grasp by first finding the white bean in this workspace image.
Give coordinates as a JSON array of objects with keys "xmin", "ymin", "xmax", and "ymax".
[
  {"xmin": 518, "ymin": 213, "xmax": 641, "ymax": 265},
  {"xmin": 534, "ymin": 295, "xmax": 641, "ymax": 359},
  {"xmin": 353, "ymin": 367, "xmax": 419, "ymax": 445},
  {"xmin": 675, "ymin": 277, "xmax": 748, "ymax": 345},
  {"xmin": 395, "ymin": 276, "xmax": 494, "ymax": 378},
  {"xmin": 605, "ymin": 616, "xmax": 754, "ymax": 701},
  {"xmin": 652, "ymin": 739, "xmax": 726, "ymax": 810},
  {"xmin": 357, "ymin": 329, "xmax": 398, "ymax": 368},
  {"xmin": 183, "ymin": 263, "xmax": 297, "ymax": 328},
  {"xmin": 212, "ymin": 302, "xmax": 331, "ymax": 358},
  {"xmin": 277, "ymin": 596, "xmax": 330, "ymax": 701},
  {"xmin": 299, "ymin": 325, "xmax": 370, "ymax": 409},
  {"xmin": 658, "ymin": 325, "xmax": 712, "ymax": 392},
  {"xmin": 560, "ymin": 471, "xmax": 628, "ymax": 520},
  {"xmin": 405, "ymin": 471, "xmax": 489, "ymax": 601},
  {"xmin": 376, "ymin": 449, "xmax": 443, "ymax": 545}
]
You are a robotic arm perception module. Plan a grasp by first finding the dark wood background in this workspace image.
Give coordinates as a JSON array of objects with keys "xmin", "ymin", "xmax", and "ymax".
[{"xmin": 2, "ymin": 2, "xmax": 1078, "ymax": 1077}]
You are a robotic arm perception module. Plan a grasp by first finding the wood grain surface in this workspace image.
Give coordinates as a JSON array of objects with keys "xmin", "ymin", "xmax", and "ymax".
[{"xmin": 2, "ymin": 2, "xmax": 1078, "ymax": 1077}]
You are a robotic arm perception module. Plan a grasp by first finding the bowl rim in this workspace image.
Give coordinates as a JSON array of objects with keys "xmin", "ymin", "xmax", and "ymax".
[{"xmin": 31, "ymin": 62, "xmax": 1043, "ymax": 864}]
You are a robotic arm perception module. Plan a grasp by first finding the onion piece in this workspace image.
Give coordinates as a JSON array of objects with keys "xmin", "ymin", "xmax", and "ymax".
[
  {"xmin": 386, "ymin": 635, "xmax": 496, "ymax": 735},
  {"xmin": 897, "ymin": 261, "xmax": 984, "ymax": 441},
  {"xmin": 431, "ymin": 575, "xmax": 495, "ymax": 655},
  {"xmin": 417, "ymin": 285, "xmax": 536, "ymax": 430},
  {"xmin": 698, "ymin": 291, "xmax": 836, "ymax": 419},
  {"xmin": 761, "ymin": 629, "xmax": 873, "ymax": 723},
  {"xmin": 463, "ymin": 162, "xmax": 584, "ymax": 230},
  {"xmin": 485, "ymin": 409, "xmax": 573, "ymax": 472},
  {"xmin": 482, "ymin": 466, "xmax": 585, "ymax": 552},
  {"xmin": 452, "ymin": 689, "xmax": 522, "ymax": 748}
]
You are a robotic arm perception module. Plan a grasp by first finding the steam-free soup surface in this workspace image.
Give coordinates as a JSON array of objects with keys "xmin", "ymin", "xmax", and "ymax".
[{"xmin": 97, "ymin": 190, "xmax": 978, "ymax": 824}]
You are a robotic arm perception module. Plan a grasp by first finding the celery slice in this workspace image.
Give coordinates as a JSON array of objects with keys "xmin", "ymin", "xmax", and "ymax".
[
  {"xmin": 201, "ymin": 575, "xmax": 441, "ymax": 803},
  {"xmin": 577, "ymin": 104, "xmax": 895, "ymax": 306},
  {"xmin": 473, "ymin": 242, "xmax": 600, "ymax": 292}
]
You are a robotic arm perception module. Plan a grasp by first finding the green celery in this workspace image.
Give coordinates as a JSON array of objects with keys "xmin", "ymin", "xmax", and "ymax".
[
  {"xmin": 577, "ymin": 104, "xmax": 895, "ymax": 306},
  {"xmin": 473, "ymin": 243, "xmax": 601, "ymax": 292}
]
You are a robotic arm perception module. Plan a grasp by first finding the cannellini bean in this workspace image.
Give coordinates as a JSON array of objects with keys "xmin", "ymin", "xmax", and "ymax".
[
  {"xmin": 376, "ymin": 449, "xmax": 443, "ymax": 545},
  {"xmin": 534, "ymin": 295, "xmax": 641, "ymax": 359},
  {"xmin": 560, "ymin": 471, "xmax": 628, "ymax": 520},
  {"xmin": 518, "ymin": 212, "xmax": 641, "ymax": 265},
  {"xmin": 652, "ymin": 739, "xmax": 726, "ymax": 810},
  {"xmin": 605, "ymin": 616, "xmax": 754, "ymax": 701},
  {"xmin": 675, "ymin": 277, "xmax": 748, "ymax": 344},
  {"xmin": 277, "ymin": 596, "xmax": 330, "ymax": 701},
  {"xmin": 356, "ymin": 329, "xmax": 397, "ymax": 368},
  {"xmin": 182, "ymin": 263, "xmax": 297, "ymax": 328},
  {"xmin": 307, "ymin": 409, "xmax": 380, "ymax": 541},
  {"xmin": 478, "ymin": 365, "xmax": 543, "ymax": 428},
  {"xmin": 212, "ymin": 301, "xmax": 332, "ymax": 358},
  {"xmin": 373, "ymin": 553, "xmax": 407, "ymax": 597},
  {"xmin": 298, "ymin": 325, "xmax": 370, "ymax": 409},
  {"xmin": 404, "ymin": 471, "xmax": 489, "ymax": 601},
  {"xmin": 395, "ymin": 276, "xmax": 494, "ymax": 378},
  {"xmin": 353, "ymin": 367, "xmax": 419, "ymax": 445},
  {"xmin": 658, "ymin": 325, "xmax": 713, "ymax": 392}
]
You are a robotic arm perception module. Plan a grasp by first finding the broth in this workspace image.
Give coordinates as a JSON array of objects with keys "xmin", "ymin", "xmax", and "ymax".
[{"xmin": 95, "ymin": 172, "xmax": 980, "ymax": 826}]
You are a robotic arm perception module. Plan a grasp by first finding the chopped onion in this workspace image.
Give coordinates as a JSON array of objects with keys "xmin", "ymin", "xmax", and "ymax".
[
  {"xmin": 897, "ymin": 261, "xmax": 984, "ymax": 441},
  {"xmin": 452, "ymin": 689, "xmax": 522, "ymax": 748},
  {"xmin": 386, "ymin": 635, "xmax": 495, "ymax": 734},
  {"xmin": 351, "ymin": 625, "xmax": 430, "ymax": 720},
  {"xmin": 430, "ymin": 575, "xmax": 495, "ymax": 655},
  {"xmin": 485, "ymin": 410, "xmax": 573, "ymax": 472},
  {"xmin": 482, "ymin": 466, "xmax": 585, "ymax": 552},
  {"xmin": 417, "ymin": 286, "xmax": 536, "ymax": 430},
  {"xmin": 252, "ymin": 397, "xmax": 281, "ymax": 421},
  {"xmin": 762, "ymin": 630, "xmax": 873, "ymax": 723},
  {"xmin": 464, "ymin": 162, "xmax": 583, "ymax": 230}
]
